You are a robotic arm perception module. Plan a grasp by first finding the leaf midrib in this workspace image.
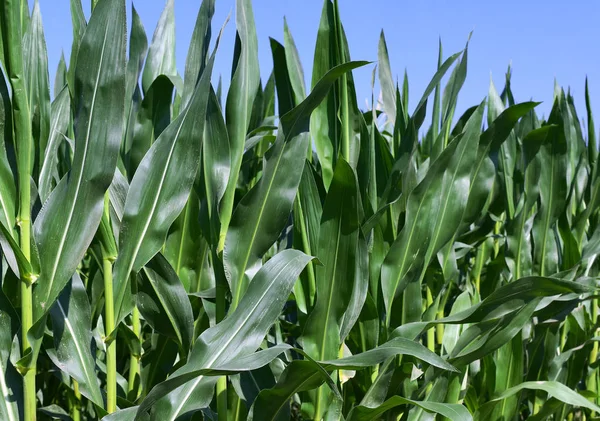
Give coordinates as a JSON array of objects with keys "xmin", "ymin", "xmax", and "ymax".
[
  {"xmin": 42, "ymin": 24, "xmax": 110, "ymax": 309},
  {"xmin": 0, "ymin": 358, "xmax": 17, "ymax": 421},
  {"xmin": 55, "ymin": 299, "xmax": 102, "ymax": 406},
  {"xmin": 170, "ymin": 255, "xmax": 300, "ymax": 420}
]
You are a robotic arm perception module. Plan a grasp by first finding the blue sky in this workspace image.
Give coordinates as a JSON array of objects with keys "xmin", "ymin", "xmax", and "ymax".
[{"xmin": 37, "ymin": 0, "xmax": 600, "ymax": 125}]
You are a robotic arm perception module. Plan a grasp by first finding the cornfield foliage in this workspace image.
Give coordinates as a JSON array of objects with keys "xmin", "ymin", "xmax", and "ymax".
[{"xmin": 0, "ymin": 0, "xmax": 599, "ymax": 419}]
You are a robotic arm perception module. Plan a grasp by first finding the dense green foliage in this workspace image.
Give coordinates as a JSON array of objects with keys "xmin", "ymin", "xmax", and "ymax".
[{"xmin": 0, "ymin": 0, "xmax": 599, "ymax": 420}]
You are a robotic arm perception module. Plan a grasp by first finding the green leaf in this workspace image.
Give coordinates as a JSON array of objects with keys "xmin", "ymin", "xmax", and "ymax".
[
  {"xmin": 462, "ymin": 101, "xmax": 539, "ymax": 226},
  {"xmin": 309, "ymin": 0, "xmax": 339, "ymax": 188},
  {"xmin": 48, "ymin": 274, "xmax": 104, "ymax": 408},
  {"xmin": 112, "ymin": 33, "xmax": 220, "ymax": 329},
  {"xmin": 301, "ymin": 157, "xmax": 366, "ymax": 418},
  {"xmin": 532, "ymin": 102, "xmax": 568, "ymax": 276},
  {"xmin": 347, "ymin": 397, "xmax": 472, "ymax": 421},
  {"xmin": 224, "ymin": 61, "xmax": 368, "ymax": 309},
  {"xmin": 283, "ymin": 17, "xmax": 306, "ymax": 104},
  {"xmin": 182, "ymin": 0, "xmax": 215, "ymax": 108},
  {"xmin": 381, "ymin": 103, "xmax": 483, "ymax": 326},
  {"xmin": 250, "ymin": 337, "xmax": 457, "ymax": 420},
  {"xmin": 378, "ymin": 30, "xmax": 395, "ymax": 124},
  {"xmin": 219, "ymin": 0, "xmax": 260, "ymax": 252},
  {"xmin": 302, "ymin": 158, "xmax": 363, "ymax": 358},
  {"xmin": 0, "ymin": 289, "xmax": 20, "ymax": 421},
  {"xmin": 198, "ymin": 86, "xmax": 230, "ymax": 247},
  {"xmin": 138, "ymin": 253, "xmax": 194, "ymax": 353},
  {"xmin": 54, "ymin": 52, "xmax": 68, "ymax": 94},
  {"xmin": 23, "ymin": 0, "xmax": 51, "ymax": 178},
  {"xmin": 136, "ymin": 249, "xmax": 314, "ymax": 419},
  {"xmin": 31, "ymin": 0, "xmax": 126, "ymax": 345},
  {"xmin": 67, "ymin": 0, "xmax": 86, "ymax": 92},
  {"xmin": 490, "ymin": 337, "xmax": 523, "ymax": 421},
  {"xmin": 0, "ymin": 64, "xmax": 16, "ymax": 237},
  {"xmin": 393, "ymin": 276, "xmax": 595, "ymax": 341},
  {"xmin": 477, "ymin": 381, "xmax": 600, "ymax": 419},
  {"xmin": 125, "ymin": 4, "xmax": 148, "ymax": 107},
  {"xmin": 38, "ymin": 86, "xmax": 70, "ymax": 202},
  {"xmin": 141, "ymin": 0, "xmax": 176, "ymax": 95},
  {"xmin": 128, "ymin": 75, "xmax": 174, "ymax": 175}
]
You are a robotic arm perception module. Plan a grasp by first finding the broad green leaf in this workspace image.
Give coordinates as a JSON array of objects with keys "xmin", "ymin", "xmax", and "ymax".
[
  {"xmin": 270, "ymin": 38, "xmax": 296, "ymax": 115},
  {"xmin": 23, "ymin": 0, "xmax": 50, "ymax": 178},
  {"xmin": 136, "ymin": 249, "xmax": 314, "ymax": 419},
  {"xmin": 411, "ymin": 51, "xmax": 463, "ymax": 124},
  {"xmin": 54, "ymin": 52, "xmax": 68, "ymax": 94},
  {"xmin": 224, "ymin": 61, "xmax": 368, "ymax": 309},
  {"xmin": 440, "ymin": 38, "xmax": 468, "ymax": 128},
  {"xmin": 301, "ymin": 158, "xmax": 365, "ymax": 418},
  {"xmin": 0, "ymin": 222, "xmax": 38, "ymax": 286},
  {"xmin": 219, "ymin": 0, "xmax": 260, "ymax": 252},
  {"xmin": 163, "ymin": 189, "xmax": 206, "ymax": 291},
  {"xmin": 477, "ymin": 381, "xmax": 600, "ymax": 419},
  {"xmin": 123, "ymin": 4, "xmax": 148, "ymax": 161},
  {"xmin": 490, "ymin": 337, "xmax": 523, "ymax": 421},
  {"xmin": 0, "ymin": 63, "xmax": 15, "ymax": 237},
  {"xmin": 250, "ymin": 337, "xmax": 457, "ymax": 420},
  {"xmin": 532, "ymin": 101, "xmax": 568, "ymax": 276},
  {"xmin": 586, "ymin": 77, "xmax": 597, "ymax": 168},
  {"xmin": 67, "ymin": 0, "xmax": 86, "ymax": 92},
  {"xmin": 138, "ymin": 253, "xmax": 194, "ymax": 353},
  {"xmin": 393, "ymin": 276, "xmax": 595, "ymax": 341},
  {"xmin": 381, "ymin": 104, "xmax": 483, "ymax": 326},
  {"xmin": 38, "ymin": 86, "xmax": 70, "ymax": 202},
  {"xmin": 103, "ymin": 345, "xmax": 291, "ymax": 420},
  {"xmin": 48, "ymin": 274, "xmax": 104, "ymax": 408},
  {"xmin": 462, "ymin": 101, "xmax": 539, "ymax": 227},
  {"xmin": 489, "ymin": 79, "xmax": 517, "ymax": 219},
  {"xmin": 104, "ymin": 407, "xmax": 138, "ymax": 421},
  {"xmin": 0, "ymin": 289, "xmax": 20, "ymax": 421},
  {"xmin": 128, "ymin": 75, "xmax": 174, "ymax": 175},
  {"xmin": 126, "ymin": 4, "xmax": 148, "ymax": 103},
  {"xmin": 112, "ymin": 33, "xmax": 220, "ymax": 328},
  {"xmin": 347, "ymin": 397, "xmax": 472, "ymax": 421},
  {"xmin": 197, "ymin": 86, "xmax": 230, "ymax": 247},
  {"xmin": 292, "ymin": 163, "xmax": 323, "ymax": 312},
  {"xmin": 309, "ymin": 0, "xmax": 340, "ymax": 188},
  {"xmin": 141, "ymin": 0, "xmax": 176, "ymax": 95},
  {"xmin": 283, "ymin": 17, "xmax": 306, "ymax": 104},
  {"xmin": 31, "ymin": 0, "xmax": 126, "ymax": 351},
  {"xmin": 249, "ymin": 360, "xmax": 333, "ymax": 421},
  {"xmin": 378, "ymin": 30, "xmax": 395, "ymax": 124},
  {"xmin": 182, "ymin": 0, "xmax": 215, "ymax": 108}
]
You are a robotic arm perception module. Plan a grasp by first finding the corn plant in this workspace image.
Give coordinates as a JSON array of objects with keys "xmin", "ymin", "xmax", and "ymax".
[{"xmin": 0, "ymin": 0, "xmax": 599, "ymax": 420}]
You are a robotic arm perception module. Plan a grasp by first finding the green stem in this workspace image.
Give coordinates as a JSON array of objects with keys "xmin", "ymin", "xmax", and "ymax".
[
  {"xmin": 103, "ymin": 255, "xmax": 117, "ymax": 414},
  {"xmin": 333, "ymin": 0, "xmax": 350, "ymax": 163},
  {"xmin": 215, "ymin": 251, "xmax": 228, "ymax": 421},
  {"xmin": 72, "ymin": 380, "xmax": 81, "ymax": 421},
  {"xmin": 98, "ymin": 193, "xmax": 118, "ymax": 414},
  {"xmin": 426, "ymin": 287, "xmax": 435, "ymax": 353},
  {"xmin": 296, "ymin": 199, "xmax": 316, "ymax": 308},
  {"xmin": 21, "ymin": 220, "xmax": 36, "ymax": 421},
  {"xmin": 473, "ymin": 241, "xmax": 487, "ymax": 295},
  {"xmin": 128, "ymin": 279, "xmax": 141, "ymax": 399},
  {"xmin": 5, "ymin": 0, "xmax": 36, "ymax": 415}
]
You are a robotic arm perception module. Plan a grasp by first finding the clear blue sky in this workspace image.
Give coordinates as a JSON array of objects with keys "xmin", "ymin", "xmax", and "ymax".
[{"xmin": 36, "ymin": 0, "xmax": 600, "ymax": 125}]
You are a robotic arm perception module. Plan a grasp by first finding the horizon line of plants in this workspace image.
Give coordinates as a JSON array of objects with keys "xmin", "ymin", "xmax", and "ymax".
[{"xmin": 0, "ymin": 0, "xmax": 599, "ymax": 420}]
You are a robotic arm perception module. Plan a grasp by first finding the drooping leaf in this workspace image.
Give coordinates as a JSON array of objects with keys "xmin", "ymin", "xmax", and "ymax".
[
  {"xmin": 48, "ymin": 274, "xmax": 104, "ymax": 408},
  {"xmin": 136, "ymin": 250, "xmax": 314, "ymax": 419}
]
